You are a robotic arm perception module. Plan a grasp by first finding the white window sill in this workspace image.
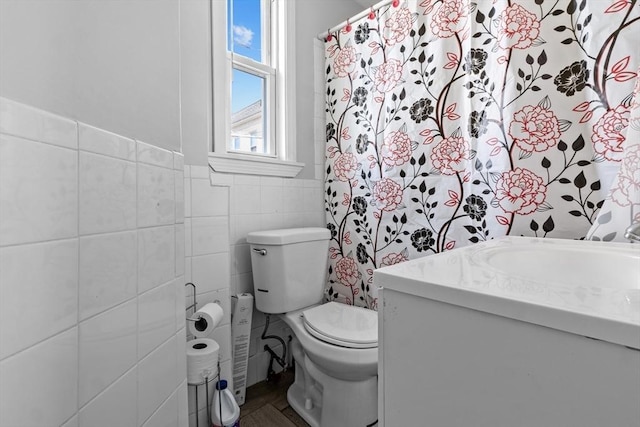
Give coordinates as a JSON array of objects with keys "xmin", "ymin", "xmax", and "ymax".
[{"xmin": 208, "ymin": 152, "xmax": 304, "ymax": 178}]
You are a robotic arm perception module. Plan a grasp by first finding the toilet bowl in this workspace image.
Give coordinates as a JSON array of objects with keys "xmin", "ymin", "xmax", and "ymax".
[{"xmin": 247, "ymin": 228, "xmax": 378, "ymax": 427}]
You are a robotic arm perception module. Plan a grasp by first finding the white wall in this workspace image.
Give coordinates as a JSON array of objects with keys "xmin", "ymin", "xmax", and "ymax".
[
  {"xmin": 0, "ymin": 98, "xmax": 188, "ymax": 427},
  {"xmin": 0, "ymin": 0, "xmax": 181, "ymax": 152}
]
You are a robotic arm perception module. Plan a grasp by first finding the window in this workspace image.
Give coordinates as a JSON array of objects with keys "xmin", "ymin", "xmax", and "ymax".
[{"xmin": 210, "ymin": 0, "xmax": 303, "ymax": 177}]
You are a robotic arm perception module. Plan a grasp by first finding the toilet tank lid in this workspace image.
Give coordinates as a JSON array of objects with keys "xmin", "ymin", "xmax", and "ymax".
[{"xmin": 247, "ymin": 227, "xmax": 330, "ymax": 245}]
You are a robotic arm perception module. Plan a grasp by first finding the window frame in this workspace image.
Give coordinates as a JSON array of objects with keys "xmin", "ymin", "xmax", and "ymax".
[{"xmin": 209, "ymin": 0, "xmax": 303, "ymax": 177}]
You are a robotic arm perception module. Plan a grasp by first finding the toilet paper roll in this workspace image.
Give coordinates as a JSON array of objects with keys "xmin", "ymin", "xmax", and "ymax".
[
  {"xmin": 189, "ymin": 302, "xmax": 224, "ymax": 338},
  {"xmin": 186, "ymin": 338, "xmax": 219, "ymax": 384}
]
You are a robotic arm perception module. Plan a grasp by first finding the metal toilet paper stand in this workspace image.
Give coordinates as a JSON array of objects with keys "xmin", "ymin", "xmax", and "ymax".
[{"xmin": 185, "ymin": 282, "xmax": 221, "ymax": 427}]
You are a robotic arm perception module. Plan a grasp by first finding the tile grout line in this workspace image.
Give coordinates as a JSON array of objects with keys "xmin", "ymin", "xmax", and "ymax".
[{"xmin": 75, "ymin": 119, "xmax": 81, "ymax": 421}]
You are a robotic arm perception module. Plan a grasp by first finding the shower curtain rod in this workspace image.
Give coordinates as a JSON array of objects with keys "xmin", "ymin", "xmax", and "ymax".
[{"xmin": 317, "ymin": 0, "xmax": 394, "ymax": 40}]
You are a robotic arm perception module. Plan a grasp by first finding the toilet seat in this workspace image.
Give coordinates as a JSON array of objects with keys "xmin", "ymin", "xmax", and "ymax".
[{"xmin": 302, "ymin": 302, "xmax": 378, "ymax": 349}]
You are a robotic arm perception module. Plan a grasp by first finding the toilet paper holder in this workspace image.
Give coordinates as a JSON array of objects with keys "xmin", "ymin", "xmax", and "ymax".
[{"xmin": 184, "ymin": 282, "xmax": 220, "ymax": 323}]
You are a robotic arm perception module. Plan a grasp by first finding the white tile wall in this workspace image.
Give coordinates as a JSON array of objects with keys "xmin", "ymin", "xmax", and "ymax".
[
  {"xmin": 138, "ymin": 225, "xmax": 176, "ymax": 293},
  {"xmin": 78, "ymin": 122, "xmax": 136, "ymax": 161},
  {"xmin": 137, "ymin": 163, "xmax": 176, "ymax": 227},
  {"xmin": 79, "ymin": 300, "xmax": 137, "ymax": 406},
  {"xmin": 138, "ymin": 282, "xmax": 178, "ymax": 359},
  {"xmin": 0, "ymin": 328, "xmax": 78, "ymax": 427},
  {"xmin": 0, "ymin": 239, "xmax": 78, "ymax": 359},
  {"xmin": 189, "ymin": 169, "xmax": 324, "ymax": 393},
  {"xmin": 78, "ymin": 368, "xmax": 138, "ymax": 427},
  {"xmin": 137, "ymin": 336, "xmax": 178, "ymax": 425},
  {"xmin": 0, "ymin": 133, "xmax": 78, "ymax": 246},
  {"xmin": 79, "ymin": 151, "xmax": 137, "ymax": 235},
  {"xmin": 79, "ymin": 231, "xmax": 137, "ymax": 320},
  {"xmin": 0, "ymin": 98, "xmax": 187, "ymax": 427}
]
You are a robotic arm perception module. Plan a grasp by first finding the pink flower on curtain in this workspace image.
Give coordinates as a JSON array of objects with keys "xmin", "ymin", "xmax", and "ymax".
[
  {"xmin": 380, "ymin": 251, "xmax": 409, "ymax": 267},
  {"xmin": 374, "ymin": 59, "xmax": 404, "ymax": 93},
  {"xmin": 498, "ymin": 4, "xmax": 540, "ymax": 50},
  {"xmin": 495, "ymin": 168, "xmax": 546, "ymax": 215},
  {"xmin": 509, "ymin": 105, "xmax": 561, "ymax": 152},
  {"xmin": 611, "ymin": 144, "xmax": 640, "ymax": 207},
  {"xmin": 384, "ymin": 6, "xmax": 414, "ymax": 46},
  {"xmin": 381, "ymin": 130, "xmax": 413, "ymax": 166},
  {"xmin": 333, "ymin": 152, "xmax": 359, "ymax": 182},
  {"xmin": 373, "ymin": 178, "xmax": 404, "ymax": 212},
  {"xmin": 335, "ymin": 256, "xmax": 360, "ymax": 287},
  {"xmin": 430, "ymin": 0, "xmax": 468, "ymax": 38},
  {"xmin": 592, "ymin": 105, "xmax": 630, "ymax": 161},
  {"xmin": 430, "ymin": 136, "xmax": 470, "ymax": 175},
  {"xmin": 333, "ymin": 46, "xmax": 358, "ymax": 77}
]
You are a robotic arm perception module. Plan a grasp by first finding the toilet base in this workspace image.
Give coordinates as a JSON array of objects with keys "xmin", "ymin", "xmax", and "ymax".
[
  {"xmin": 287, "ymin": 342, "xmax": 377, "ymax": 427},
  {"xmin": 287, "ymin": 381, "xmax": 321, "ymax": 427}
]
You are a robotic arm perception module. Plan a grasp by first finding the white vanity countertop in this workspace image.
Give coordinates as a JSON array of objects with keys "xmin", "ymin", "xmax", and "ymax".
[{"xmin": 375, "ymin": 237, "xmax": 640, "ymax": 349}]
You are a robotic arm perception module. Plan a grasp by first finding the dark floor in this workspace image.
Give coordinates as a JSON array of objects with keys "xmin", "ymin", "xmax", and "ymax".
[{"xmin": 239, "ymin": 370, "xmax": 311, "ymax": 427}]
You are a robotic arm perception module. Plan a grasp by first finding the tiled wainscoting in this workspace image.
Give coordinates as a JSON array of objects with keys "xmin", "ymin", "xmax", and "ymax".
[
  {"xmin": 182, "ymin": 165, "xmax": 233, "ymax": 427},
  {"xmin": 0, "ymin": 98, "xmax": 188, "ymax": 427},
  {"xmin": 181, "ymin": 166, "xmax": 324, "ymax": 424},
  {"xmin": 205, "ymin": 171, "xmax": 325, "ymax": 388}
]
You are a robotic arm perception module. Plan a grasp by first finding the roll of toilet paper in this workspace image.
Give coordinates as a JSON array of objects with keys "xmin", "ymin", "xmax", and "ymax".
[
  {"xmin": 186, "ymin": 338, "xmax": 219, "ymax": 384},
  {"xmin": 189, "ymin": 302, "xmax": 224, "ymax": 338}
]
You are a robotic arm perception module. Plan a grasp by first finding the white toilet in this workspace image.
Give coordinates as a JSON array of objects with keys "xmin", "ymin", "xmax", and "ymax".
[{"xmin": 247, "ymin": 227, "xmax": 378, "ymax": 427}]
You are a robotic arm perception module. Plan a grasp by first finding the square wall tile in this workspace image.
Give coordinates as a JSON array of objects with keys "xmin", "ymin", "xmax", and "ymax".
[
  {"xmin": 79, "ymin": 300, "xmax": 137, "ymax": 406},
  {"xmin": 191, "ymin": 216, "xmax": 229, "ymax": 256},
  {"xmin": 260, "ymin": 185, "xmax": 283, "ymax": 214},
  {"xmin": 78, "ymin": 367, "xmax": 137, "ymax": 427},
  {"xmin": 79, "ymin": 122, "xmax": 135, "ymax": 161},
  {"xmin": 191, "ymin": 253, "xmax": 230, "ymax": 294},
  {"xmin": 260, "ymin": 213, "xmax": 284, "ymax": 231},
  {"xmin": 142, "ymin": 391, "xmax": 178, "ymax": 427},
  {"xmin": 138, "ymin": 163, "xmax": 176, "ymax": 228},
  {"xmin": 0, "ymin": 239, "xmax": 78, "ymax": 359},
  {"xmin": 79, "ymin": 231, "xmax": 137, "ymax": 320},
  {"xmin": 137, "ymin": 140, "xmax": 174, "ymax": 169},
  {"xmin": 0, "ymin": 97, "xmax": 77, "ymax": 149},
  {"xmin": 0, "ymin": 134, "xmax": 78, "ymax": 246},
  {"xmin": 138, "ymin": 226, "xmax": 176, "ymax": 294},
  {"xmin": 0, "ymin": 328, "xmax": 78, "ymax": 427},
  {"xmin": 191, "ymin": 179, "xmax": 228, "ymax": 217},
  {"xmin": 138, "ymin": 336, "xmax": 178, "ymax": 426},
  {"xmin": 138, "ymin": 282, "xmax": 177, "ymax": 359},
  {"xmin": 282, "ymin": 186, "xmax": 305, "ymax": 213},
  {"xmin": 79, "ymin": 151, "xmax": 136, "ymax": 235},
  {"xmin": 231, "ymin": 185, "xmax": 260, "ymax": 215}
]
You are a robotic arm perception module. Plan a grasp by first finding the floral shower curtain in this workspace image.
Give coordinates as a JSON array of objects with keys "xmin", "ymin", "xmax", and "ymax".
[{"xmin": 323, "ymin": 0, "xmax": 639, "ymax": 309}]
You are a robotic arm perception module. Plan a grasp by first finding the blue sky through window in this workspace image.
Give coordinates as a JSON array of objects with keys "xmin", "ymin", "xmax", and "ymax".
[{"xmin": 228, "ymin": 0, "xmax": 264, "ymax": 114}]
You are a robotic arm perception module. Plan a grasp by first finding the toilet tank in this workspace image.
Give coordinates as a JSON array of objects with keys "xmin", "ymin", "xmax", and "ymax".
[{"xmin": 247, "ymin": 227, "xmax": 330, "ymax": 314}]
